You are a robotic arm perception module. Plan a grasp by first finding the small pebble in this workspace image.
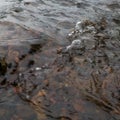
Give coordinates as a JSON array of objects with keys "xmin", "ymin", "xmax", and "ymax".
[{"xmin": 35, "ymin": 67, "xmax": 42, "ymax": 71}]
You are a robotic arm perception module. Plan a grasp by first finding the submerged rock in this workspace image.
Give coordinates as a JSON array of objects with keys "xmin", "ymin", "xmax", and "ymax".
[
  {"xmin": 0, "ymin": 18, "xmax": 120, "ymax": 120},
  {"xmin": 81, "ymin": 72, "xmax": 120, "ymax": 114},
  {"xmin": 13, "ymin": 66, "xmax": 51, "ymax": 100},
  {"xmin": 66, "ymin": 39, "xmax": 84, "ymax": 50},
  {"xmin": 8, "ymin": 19, "xmax": 119, "ymax": 120},
  {"xmin": 68, "ymin": 20, "xmax": 97, "ymax": 40}
]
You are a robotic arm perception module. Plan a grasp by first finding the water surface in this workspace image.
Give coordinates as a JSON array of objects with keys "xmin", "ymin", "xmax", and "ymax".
[{"xmin": 0, "ymin": 0, "xmax": 120, "ymax": 120}]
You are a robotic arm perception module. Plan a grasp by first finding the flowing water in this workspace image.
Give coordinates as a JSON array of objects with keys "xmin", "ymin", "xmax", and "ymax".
[{"xmin": 0, "ymin": 0, "xmax": 120, "ymax": 120}]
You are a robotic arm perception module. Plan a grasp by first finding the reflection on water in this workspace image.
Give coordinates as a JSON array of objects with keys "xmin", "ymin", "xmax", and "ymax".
[{"xmin": 0, "ymin": 0, "xmax": 120, "ymax": 120}]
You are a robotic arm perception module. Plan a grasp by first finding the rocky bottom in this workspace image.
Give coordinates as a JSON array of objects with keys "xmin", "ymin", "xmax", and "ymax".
[{"xmin": 0, "ymin": 19, "xmax": 120, "ymax": 120}]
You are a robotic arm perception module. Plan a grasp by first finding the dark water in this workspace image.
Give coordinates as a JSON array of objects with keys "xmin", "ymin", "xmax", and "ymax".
[{"xmin": 0, "ymin": 0, "xmax": 120, "ymax": 120}]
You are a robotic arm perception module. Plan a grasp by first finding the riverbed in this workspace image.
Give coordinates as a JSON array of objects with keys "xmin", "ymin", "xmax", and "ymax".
[{"xmin": 0, "ymin": 0, "xmax": 120, "ymax": 120}]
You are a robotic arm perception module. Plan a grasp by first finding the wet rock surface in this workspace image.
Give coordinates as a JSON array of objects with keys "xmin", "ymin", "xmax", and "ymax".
[
  {"xmin": 0, "ymin": 0, "xmax": 120, "ymax": 120},
  {"xmin": 0, "ymin": 18, "xmax": 119, "ymax": 120}
]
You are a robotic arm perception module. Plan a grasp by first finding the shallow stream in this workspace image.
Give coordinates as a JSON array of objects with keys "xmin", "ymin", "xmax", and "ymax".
[{"xmin": 0, "ymin": 0, "xmax": 120, "ymax": 120}]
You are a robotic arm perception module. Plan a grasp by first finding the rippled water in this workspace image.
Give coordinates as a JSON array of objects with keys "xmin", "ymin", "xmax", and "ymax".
[
  {"xmin": 0, "ymin": 0, "xmax": 120, "ymax": 120},
  {"xmin": 0, "ymin": 0, "xmax": 119, "ymax": 40}
]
